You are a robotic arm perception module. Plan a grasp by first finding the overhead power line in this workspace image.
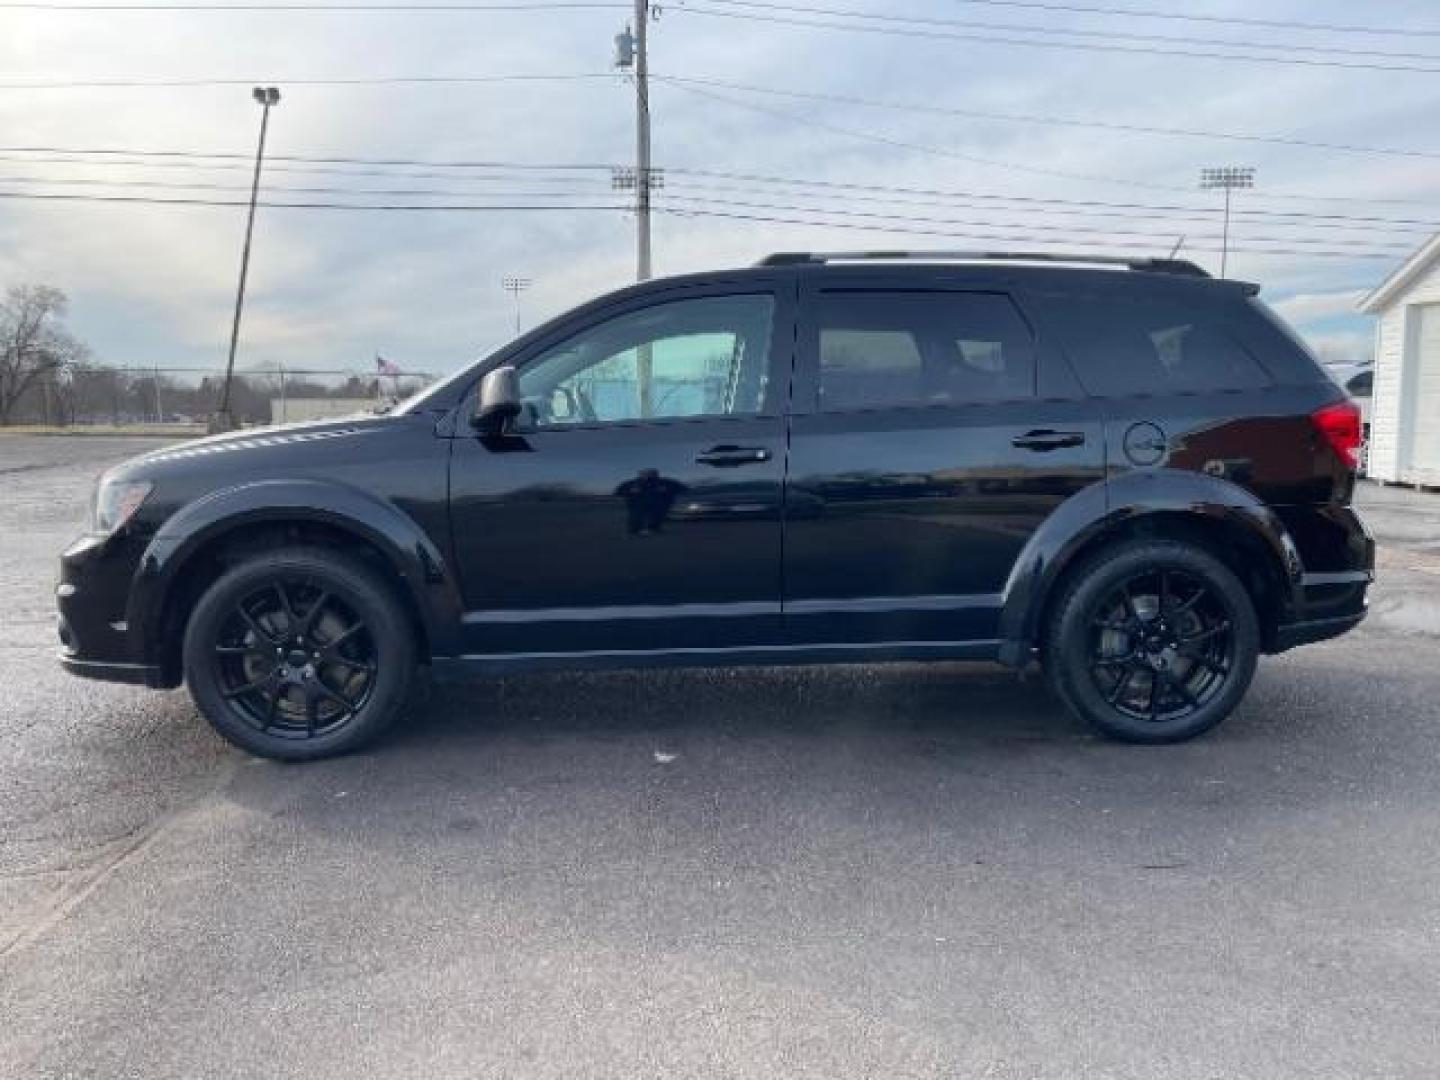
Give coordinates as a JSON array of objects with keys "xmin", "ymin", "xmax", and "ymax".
[
  {"xmin": 7, "ymin": 67, "xmax": 1436, "ymax": 168},
  {"xmin": 698, "ymin": 0, "xmax": 1440, "ymax": 64},
  {"xmin": 665, "ymin": 180, "xmax": 1435, "ymax": 237},
  {"xmin": 661, "ymin": 81, "xmax": 1440, "ymax": 208},
  {"xmin": 0, "ymin": 72, "xmax": 615, "ymax": 89},
  {"xmin": 0, "ymin": 174, "xmax": 618, "ymax": 199},
  {"xmin": 656, "ymin": 206, "xmax": 1409, "ymax": 260},
  {"xmin": 0, "ymin": 1, "xmax": 625, "ymax": 9},
  {"xmin": 656, "ymin": 74, "xmax": 1440, "ymax": 162},
  {"xmin": 0, "ymin": 145, "xmax": 618, "ymax": 171},
  {"xmin": 663, "ymin": 77, "xmax": 1194, "ymax": 194},
  {"xmin": 654, "ymin": 193, "xmax": 1417, "ymax": 251},
  {"xmin": 3, "ymin": 144, "xmax": 1437, "ymax": 220},
  {"xmin": 0, "ymin": 188, "xmax": 1416, "ymax": 260},
  {"xmin": 944, "ymin": 0, "xmax": 1440, "ymax": 38},
  {"xmin": 0, "ymin": 190, "xmax": 633, "ymax": 210},
  {"xmin": 7, "ymin": 0, "xmax": 1434, "ymax": 38},
  {"xmin": 669, "ymin": 167, "xmax": 1440, "ymax": 225},
  {"xmin": 2, "ymin": 171, "xmax": 1421, "ymax": 245},
  {"xmin": 0, "ymin": 151, "xmax": 614, "ymax": 187},
  {"xmin": 677, "ymin": 3, "xmax": 1440, "ymax": 75},
  {"xmin": 5, "ymin": 169, "xmax": 1432, "ymax": 237}
]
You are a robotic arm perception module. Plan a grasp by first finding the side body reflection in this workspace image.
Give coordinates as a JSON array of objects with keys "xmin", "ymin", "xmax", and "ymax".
[{"xmin": 615, "ymin": 468, "xmax": 686, "ymax": 535}]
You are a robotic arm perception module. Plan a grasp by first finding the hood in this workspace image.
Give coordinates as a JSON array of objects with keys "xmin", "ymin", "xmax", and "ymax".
[{"xmin": 113, "ymin": 412, "xmax": 412, "ymax": 478}]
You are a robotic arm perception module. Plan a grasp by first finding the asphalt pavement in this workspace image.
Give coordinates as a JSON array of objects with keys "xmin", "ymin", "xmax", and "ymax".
[{"xmin": 2, "ymin": 434, "xmax": 1439, "ymax": 1079}]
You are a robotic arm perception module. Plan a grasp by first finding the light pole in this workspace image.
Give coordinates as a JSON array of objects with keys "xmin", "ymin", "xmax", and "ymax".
[
  {"xmin": 502, "ymin": 275, "xmax": 531, "ymax": 335},
  {"xmin": 217, "ymin": 85, "xmax": 280, "ymax": 431},
  {"xmin": 1199, "ymin": 166, "xmax": 1254, "ymax": 278}
]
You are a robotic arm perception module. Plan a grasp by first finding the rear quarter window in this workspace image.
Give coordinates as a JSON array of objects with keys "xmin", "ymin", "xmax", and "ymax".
[{"xmin": 1043, "ymin": 293, "xmax": 1273, "ymax": 397}]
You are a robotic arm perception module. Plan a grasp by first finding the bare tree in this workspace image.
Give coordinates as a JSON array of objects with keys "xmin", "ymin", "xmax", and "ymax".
[{"xmin": 0, "ymin": 285, "xmax": 90, "ymax": 425}]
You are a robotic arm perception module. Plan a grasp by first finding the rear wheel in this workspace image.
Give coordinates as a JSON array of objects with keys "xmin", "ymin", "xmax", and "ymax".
[
  {"xmin": 1043, "ymin": 540, "xmax": 1259, "ymax": 743},
  {"xmin": 183, "ymin": 546, "xmax": 416, "ymax": 760}
]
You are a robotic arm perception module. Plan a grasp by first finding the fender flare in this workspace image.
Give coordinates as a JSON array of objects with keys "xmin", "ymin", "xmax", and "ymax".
[
  {"xmin": 126, "ymin": 478, "xmax": 464, "ymax": 666},
  {"xmin": 996, "ymin": 469, "xmax": 1303, "ymax": 665}
]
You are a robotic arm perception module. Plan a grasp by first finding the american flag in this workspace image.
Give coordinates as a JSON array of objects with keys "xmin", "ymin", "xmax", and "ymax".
[{"xmin": 375, "ymin": 354, "xmax": 400, "ymax": 376}]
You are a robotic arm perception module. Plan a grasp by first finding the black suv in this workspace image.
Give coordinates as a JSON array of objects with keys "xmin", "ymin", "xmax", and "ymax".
[{"xmin": 58, "ymin": 252, "xmax": 1372, "ymax": 760}]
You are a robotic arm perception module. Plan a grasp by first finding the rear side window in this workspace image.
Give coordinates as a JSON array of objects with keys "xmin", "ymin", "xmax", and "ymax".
[
  {"xmin": 1047, "ymin": 294, "xmax": 1271, "ymax": 397},
  {"xmin": 814, "ymin": 291, "xmax": 1035, "ymax": 411}
]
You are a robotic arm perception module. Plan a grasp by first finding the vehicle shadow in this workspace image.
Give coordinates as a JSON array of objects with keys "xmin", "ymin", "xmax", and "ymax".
[
  {"xmin": 214, "ymin": 634, "xmax": 1436, "ymax": 851},
  {"xmin": 396, "ymin": 661, "xmax": 1080, "ymax": 749}
]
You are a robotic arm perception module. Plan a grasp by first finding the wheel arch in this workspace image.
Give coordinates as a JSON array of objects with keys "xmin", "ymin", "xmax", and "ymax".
[
  {"xmin": 998, "ymin": 470, "xmax": 1303, "ymax": 666},
  {"xmin": 128, "ymin": 479, "xmax": 462, "ymax": 684}
]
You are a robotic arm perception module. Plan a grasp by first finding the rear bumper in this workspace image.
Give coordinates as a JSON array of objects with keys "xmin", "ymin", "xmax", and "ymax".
[
  {"xmin": 1268, "ymin": 557, "xmax": 1372, "ymax": 653},
  {"xmin": 1272, "ymin": 609, "xmax": 1366, "ymax": 652},
  {"xmin": 58, "ymin": 653, "xmax": 168, "ymax": 688}
]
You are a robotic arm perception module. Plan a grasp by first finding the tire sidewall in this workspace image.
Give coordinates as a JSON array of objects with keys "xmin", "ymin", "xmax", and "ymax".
[
  {"xmin": 1047, "ymin": 542, "xmax": 1260, "ymax": 743},
  {"xmin": 184, "ymin": 548, "xmax": 416, "ymax": 760}
]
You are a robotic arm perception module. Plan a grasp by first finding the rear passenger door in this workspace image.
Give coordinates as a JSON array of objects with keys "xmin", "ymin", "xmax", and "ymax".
[{"xmin": 783, "ymin": 276, "xmax": 1105, "ymax": 647}]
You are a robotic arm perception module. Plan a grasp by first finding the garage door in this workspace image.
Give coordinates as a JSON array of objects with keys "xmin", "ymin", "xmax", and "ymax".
[{"xmin": 1411, "ymin": 304, "xmax": 1440, "ymax": 481}]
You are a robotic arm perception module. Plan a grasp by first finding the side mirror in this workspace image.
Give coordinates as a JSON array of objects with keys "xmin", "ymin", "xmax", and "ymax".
[{"xmin": 473, "ymin": 365, "xmax": 521, "ymax": 433}]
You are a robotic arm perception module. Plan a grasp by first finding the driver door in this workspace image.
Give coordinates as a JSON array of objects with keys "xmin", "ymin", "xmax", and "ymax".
[{"xmin": 448, "ymin": 283, "xmax": 793, "ymax": 658}]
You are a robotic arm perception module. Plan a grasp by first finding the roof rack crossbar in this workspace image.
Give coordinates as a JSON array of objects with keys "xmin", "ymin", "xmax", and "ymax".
[{"xmin": 756, "ymin": 250, "xmax": 1210, "ymax": 278}]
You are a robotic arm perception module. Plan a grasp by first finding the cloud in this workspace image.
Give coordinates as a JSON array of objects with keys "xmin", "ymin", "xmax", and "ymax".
[
  {"xmin": 1270, "ymin": 289, "xmax": 1369, "ymax": 324},
  {"xmin": 1, "ymin": 1, "xmax": 1435, "ymax": 374},
  {"xmin": 1297, "ymin": 328, "xmax": 1374, "ymax": 365}
]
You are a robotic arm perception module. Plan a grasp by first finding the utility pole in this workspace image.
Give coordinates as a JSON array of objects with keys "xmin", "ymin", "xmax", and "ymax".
[
  {"xmin": 614, "ymin": 5, "xmax": 661, "ymax": 414},
  {"xmin": 217, "ymin": 85, "xmax": 281, "ymax": 431},
  {"xmin": 1199, "ymin": 166, "xmax": 1254, "ymax": 278},
  {"xmin": 614, "ymin": 4, "xmax": 660, "ymax": 282},
  {"xmin": 502, "ymin": 275, "xmax": 532, "ymax": 335},
  {"xmin": 634, "ymin": 0, "xmax": 651, "ymax": 282}
]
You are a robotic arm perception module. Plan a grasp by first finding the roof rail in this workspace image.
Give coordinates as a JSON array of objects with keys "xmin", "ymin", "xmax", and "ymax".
[{"xmin": 756, "ymin": 250, "xmax": 1210, "ymax": 278}]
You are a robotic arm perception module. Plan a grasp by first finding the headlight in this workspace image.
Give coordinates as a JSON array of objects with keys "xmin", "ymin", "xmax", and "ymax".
[{"xmin": 92, "ymin": 477, "xmax": 153, "ymax": 535}]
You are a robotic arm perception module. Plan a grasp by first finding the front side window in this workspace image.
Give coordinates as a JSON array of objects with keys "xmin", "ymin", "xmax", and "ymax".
[
  {"xmin": 518, "ymin": 294, "xmax": 775, "ymax": 427},
  {"xmin": 814, "ymin": 291, "xmax": 1036, "ymax": 411}
]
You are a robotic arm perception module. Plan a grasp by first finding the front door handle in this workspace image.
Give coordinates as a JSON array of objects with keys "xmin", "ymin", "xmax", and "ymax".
[
  {"xmin": 1012, "ymin": 429, "xmax": 1085, "ymax": 452},
  {"xmin": 696, "ymin": 445, "xmax": 772, "ymax": 467}
]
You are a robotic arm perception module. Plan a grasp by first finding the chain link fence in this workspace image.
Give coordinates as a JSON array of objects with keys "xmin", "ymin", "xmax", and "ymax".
[{"xmin": 2, "ymin": 364, "xmax": 437, "ymax": 432}]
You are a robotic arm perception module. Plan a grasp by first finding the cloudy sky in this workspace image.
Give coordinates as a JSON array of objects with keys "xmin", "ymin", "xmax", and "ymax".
[{"xmin": 2, "ymin": 0, "xmax": 1438, "ymax": 377}]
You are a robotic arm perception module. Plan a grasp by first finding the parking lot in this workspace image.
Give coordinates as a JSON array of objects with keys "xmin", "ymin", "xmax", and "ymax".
[{"xmin": 3, "ymin": 433, "xmax": 1439, "ymax": 1078}]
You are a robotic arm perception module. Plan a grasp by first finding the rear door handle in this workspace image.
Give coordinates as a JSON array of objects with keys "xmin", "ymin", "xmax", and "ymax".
[
  {"xmin": 1012, "ymin": 429, "xmax": 1085, "ymax": 452},
  {"xmin": 696, "ymin": 445, "xmax": 772, "ymax": 467}
]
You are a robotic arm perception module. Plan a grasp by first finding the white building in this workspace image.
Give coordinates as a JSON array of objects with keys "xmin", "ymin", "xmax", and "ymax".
[{"xmin": 1359, "ymin": 233, "xmax": 1440, "ymax": 485}]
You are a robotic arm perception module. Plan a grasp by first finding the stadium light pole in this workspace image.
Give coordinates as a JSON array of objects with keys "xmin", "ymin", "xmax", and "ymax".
[
  {"xmin": 502, "ymin": 275, "xmax": 532, "ymax": 335},
  {"xmin": 217, "ymin": 85, "xmax": 280, "ymax": 431},
  {"xmin": 1199, "ymin": 166, "xmax": 1254, "ymax": 278}
]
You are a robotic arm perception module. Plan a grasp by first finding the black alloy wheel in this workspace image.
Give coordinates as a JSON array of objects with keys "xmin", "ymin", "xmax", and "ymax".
[
  {"xmin": 1044, "ymin": 540, "xmax": 1259, "ymax": 743},
  {"xmin": 184, "ymin": 546, "xmax": 416, "ymax": 760},
  {"xmin": 212, "ymin": 578, "xmax": 377, "ymax": 740},
  {"xmin": 1088, "ymin": 567, "xmax": 1235, "ymax": 725}
]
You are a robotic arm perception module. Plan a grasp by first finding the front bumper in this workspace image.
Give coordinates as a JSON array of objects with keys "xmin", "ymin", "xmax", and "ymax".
[{"xmin": 56, "ymin": 531, "xmax": 173, "ymax": 686}]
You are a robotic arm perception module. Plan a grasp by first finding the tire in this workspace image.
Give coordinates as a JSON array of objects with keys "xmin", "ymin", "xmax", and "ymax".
[
  {"xmin": 183, "ymin": 545, "xmax": 417, "ymax": 761},
  {"xmin": 1042, "ymin": 539, "xmax": 1260, "ymax": 744}
]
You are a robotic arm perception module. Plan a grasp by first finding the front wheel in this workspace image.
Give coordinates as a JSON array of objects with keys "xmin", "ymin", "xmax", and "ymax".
[
  {"xmin": 183, "ymin": 546, "xmax": 417, "ymax": 760},
  {"xmin": 1043, "ymin": 540, "xmax": 1260, "ymax": 744}
]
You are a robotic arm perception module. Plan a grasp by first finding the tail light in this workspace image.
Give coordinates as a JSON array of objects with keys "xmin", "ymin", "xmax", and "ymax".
[{"xmin": 1311, "ymin": 399, "xmax": 1362, "ymax": 469}]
